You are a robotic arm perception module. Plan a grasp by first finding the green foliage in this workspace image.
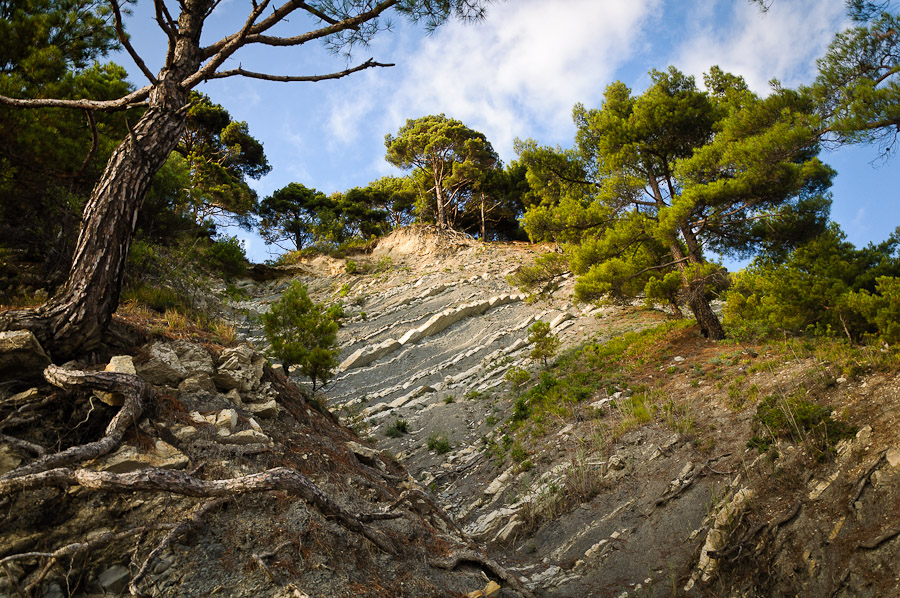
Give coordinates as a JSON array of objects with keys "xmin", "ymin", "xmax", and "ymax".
[
  {"xmin": 813, "ymin": 8, "xmax": 900, "ymax": 152},
  {"xmin": 385, "ymin": 114, "xmax": 501, "ymax": 231},
  {"xmin": 505, "ymin": 366, "xmax": 531, "ymax": 390},
  {"xmin": 723, "ymin": 224, "xmax": 900, "ymax": 341},
  {"xmin": 508, "ymin": 252, "xmax": 569, "ymax": 296},
  {"xmin": 345, "ymin": 260, "xmax": 358, "ymax": 275},
  {"xmin": 426, "ymin": 432, "xmax": 451, "ymax": 454},
  {"xmin": 203, "ymin": 235, "xmax": 247, "ymax": 280},
  {"xmin": 175, "ymin": 92, "xmax": 270, "ymax": 228},
  {"xmin": 528, "ymin": 320, "xmax": 561, "ymax": 367},
  {"xmin": 385, "ymin": 418, "xmax": 409, "ymax": 438},
  {"xmin": 519, "ymin": 66, "xmax": 832, "ymax": 338},
  {"xmin": 262, "ymin": 281, "xmax": 339, "ymax": 391}
]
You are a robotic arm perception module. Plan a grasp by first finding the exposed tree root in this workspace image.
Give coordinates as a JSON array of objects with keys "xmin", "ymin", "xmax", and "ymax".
[
  {"xmin": 0, "ymin": 465, "xmax": 398, "ymax": 555},
  {"xmin": 708, "ymin": 501, "xmax": 802, "ymax": 562},
  {"xmin": 251, "ymin": 540, "xmax": 294, "ymax": 583},
  {"xmin": 848, "ymin": 449, "xmax": 887, "ymax": 512},
  {"xmin": 0, "ymin": 523, "xmax": 177, "ymax": 596},
  {"xmin": 388, "ymin": 488, "xmax": 466, "ymax": 536},
  {"xmin": 430, "ymin": 548, "xmax": 535, "ymax": 598},
  {"xmin": 0, "ymin": 365, "xmax": 147, "ymax": 481},
  {"xmin": 129, "ymin": 498, "xmax": 229, "ymax": 596}
]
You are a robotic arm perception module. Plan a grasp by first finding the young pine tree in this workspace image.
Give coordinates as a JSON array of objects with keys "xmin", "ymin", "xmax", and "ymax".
[
  {"xmin": 528, "ymin": 320, "xmax": 560, "ymax": 368},
  {"xmin": 262, "ymin": 281, "xmax": 339, "ymax": 391}
]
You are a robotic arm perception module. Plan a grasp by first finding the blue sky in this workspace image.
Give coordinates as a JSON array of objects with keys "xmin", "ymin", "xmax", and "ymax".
[{"xmin": 121, "ymin": 0, "xmax": 900, "ymax": 265}]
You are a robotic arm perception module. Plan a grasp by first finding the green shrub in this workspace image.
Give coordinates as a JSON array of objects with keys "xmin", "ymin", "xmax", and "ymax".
[
  {"xmin": 528, "ymin": 320, "xmax": 560, "ymax": 367},
  {"xmin": 426, "ymin": 432, "xmax": 451, "ymax": 454},
  {"xmin": 385, "ymin": 418, "xmax": 409, "ymax": 438},
  {"xmin": 204, "ymin": 235, "xmax": 247, "ymax": 279},
  {"xmin": 748, "ymin": 392, "xmax": 857, "ymax": 458},
  {"xmin": 262, "ymin": 281, "xmax": 339, "ymax": 391},
  {"xmin": 345, "ymin": 259, "xmax": 358, "ymax": 275},
  {"xmin": 724, "ymin": 225, "xmax": 900, "ymax": 341}
]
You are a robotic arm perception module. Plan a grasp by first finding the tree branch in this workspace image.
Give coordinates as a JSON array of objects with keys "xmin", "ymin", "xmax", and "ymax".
[
  {"xmin": 110, "ymin": 0, "xmax": 159, "ymax": 85},
  {"xmin": 0, "ymin": 87, "xmax": 151, "ymax": 112},
  {"xmin": 153, "ymin": 0, "xmax": 178, "ymax": 66},
  {"xmin": 200, "ymin": 0, "xmax": 398, "ymax": 59},
  {"xmin": 205, "ymin": 58, "xmax": 393, "ymax": 83}
]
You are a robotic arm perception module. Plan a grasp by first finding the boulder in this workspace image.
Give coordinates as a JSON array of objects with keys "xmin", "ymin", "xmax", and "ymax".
[
  {"xmin": 136, "ymin": 342, "xmax": 188, "ymax": 386},
  {"xmin": 171, "ymin": 340, "xmax": 215, "ymax": 375},
  {"xmin": 246, "ymin": 399, "xmax": 279, "ymax": 418},
  {"xmin": 0, "ymin": 330, "xmax": 50, "ymax": 380},
  {"xmin": 213, "ymin": 345, "xmax": 265, "ymax": 392},
  {"xmin": 178, "ymin": 372, "xmax": 217, "ymax": 395}
]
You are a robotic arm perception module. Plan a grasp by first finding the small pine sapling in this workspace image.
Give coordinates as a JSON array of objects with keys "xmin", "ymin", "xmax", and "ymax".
[
  {"xmin": 263, "ymin": 281, "xmax": 339, "ymax": 391},
  {"xmin": 527, "ymin": 320, "xmax": 560, "ymax": 367}
]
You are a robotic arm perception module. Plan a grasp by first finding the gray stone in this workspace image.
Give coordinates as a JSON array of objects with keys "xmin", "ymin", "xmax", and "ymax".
[
  {"xmin": 98, "ymin": 565, "xmax": 130, "ymax": 594},
  {"xmin": 213, "ymin": 345, "xmax": 265, "ymax": 392},
  {"xmin": 178, "ymin": 372, "xmax": 217, "ymax": 395},
  {"xmin": 218, "ymin": 429, "xmax": 270, "ymax": 445},
  {"xmin": 0, "ymin": 330, "xmax": 51, "ymax": 379},
  {"xmin": 171, "ymin": 340, "xmax": 215, "ymax": 375},
  {"xmin": 246, "ymin": 399, "xmax": 279, "ymax": 418},
  {"xmin": 137, "ymin": 342, "xmax": 187, "ymax": 386}
]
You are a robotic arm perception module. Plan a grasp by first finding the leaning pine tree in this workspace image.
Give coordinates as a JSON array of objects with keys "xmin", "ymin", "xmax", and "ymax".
[{"xmin": 0, "ymin": 0, "xmax": 491, "ymax": 361}]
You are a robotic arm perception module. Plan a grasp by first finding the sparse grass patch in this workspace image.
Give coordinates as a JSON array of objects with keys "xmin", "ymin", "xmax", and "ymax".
[{"xmin": 748, "ymin": 390, "xmax": 857, "ymax": 459}]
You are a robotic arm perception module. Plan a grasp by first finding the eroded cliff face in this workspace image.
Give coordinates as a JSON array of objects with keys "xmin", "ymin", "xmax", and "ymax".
[
  {"xmin": 239, "ymin": 228, "xmax": 900, "ymax": 598},
  {"xmin": 3, "ymin": 227, "xmax": 900, "ymax": 598}
]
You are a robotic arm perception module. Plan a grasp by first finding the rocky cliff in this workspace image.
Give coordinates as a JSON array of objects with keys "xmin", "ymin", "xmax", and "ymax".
[{"xmin": 2, "ymin": 227, "xmax": 900, "ymax": 597}]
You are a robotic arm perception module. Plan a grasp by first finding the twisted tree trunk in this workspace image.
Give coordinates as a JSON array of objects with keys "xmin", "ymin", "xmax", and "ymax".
[{"xmin": 0, "ymin": 71, "xmax": 196, "ymax": 360}]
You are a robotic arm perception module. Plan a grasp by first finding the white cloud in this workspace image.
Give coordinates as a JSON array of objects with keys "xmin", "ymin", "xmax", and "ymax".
[
  {"xmin": 326, "ymin": 0, "xmax": 662, "ymax": 163},
  {"xmin": 672, "ymin": 1, "xmax": 847, "ymax": 94}
]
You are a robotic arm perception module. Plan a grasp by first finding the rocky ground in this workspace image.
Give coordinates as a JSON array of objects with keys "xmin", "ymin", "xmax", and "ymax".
[{"xmin": 2, "ymin": 226, "xmax": 900, "ymax": 597}]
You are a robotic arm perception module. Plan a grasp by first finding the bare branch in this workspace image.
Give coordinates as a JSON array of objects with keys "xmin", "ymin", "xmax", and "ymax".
[
  {"xmin": 0, "ymin": 87, "xmax": 151, "ymax": 112},
  {"xmin": 205, "ymin": 58, "xmax": 394, "ymax": 83},
  {"xmin": 153, "ymin": 0, "xmax": 177, "ymax": 66},
  {"xmin": 200, "ymin": 0, "xmax": 398, "ymax": 60},
  {"xmin": 110, "ymin": 0, "xmax": 159, "ymax": 84},
  {"xmin": 185, "ymin": 0, "xmax": 273, "ymax": 88}
]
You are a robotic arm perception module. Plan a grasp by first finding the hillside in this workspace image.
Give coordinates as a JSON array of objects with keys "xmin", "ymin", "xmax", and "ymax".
[{"xmin": 2, "ymin": 226, "xmax": 900, "ymax": 597}]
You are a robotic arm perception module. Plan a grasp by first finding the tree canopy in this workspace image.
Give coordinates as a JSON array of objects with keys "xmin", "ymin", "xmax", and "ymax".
[
  {"xmin": 385, "ymin": 114, "xmax": 500, "ymax": 231},
  {"xmin": 520, "ymin": 67, "xmax": 833, "ymax": 339}
]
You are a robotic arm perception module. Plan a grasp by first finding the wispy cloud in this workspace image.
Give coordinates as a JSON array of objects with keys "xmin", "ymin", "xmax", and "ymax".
[
  {"xmin": 672, "ymin": 1, "xmax": 847, "ymax": 93},
  {"xmin": 328, "ymin": 0, "xmax": 662, "ymax": 164}
]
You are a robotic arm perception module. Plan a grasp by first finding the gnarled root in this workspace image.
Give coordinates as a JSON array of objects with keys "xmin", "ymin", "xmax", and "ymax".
[
  {"xmin": 0, "ymin": 465, "xmax": 398, "ymax": 555},
  {"xmin": 430, "ymin": 547, "xmax": 536, "ymax": 598},
  {"xmin": 0, "ymin": 364, "xmax": 146, "ymax": 481}
]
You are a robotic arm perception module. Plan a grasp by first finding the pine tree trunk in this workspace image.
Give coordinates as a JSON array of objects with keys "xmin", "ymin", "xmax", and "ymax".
[{"xmin": 0, "ymin": 78, "xmax": 191, "ymax": 359}]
